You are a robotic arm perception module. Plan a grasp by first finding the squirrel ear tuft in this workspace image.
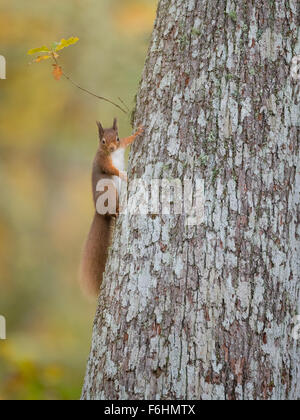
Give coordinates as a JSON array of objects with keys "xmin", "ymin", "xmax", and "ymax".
[
  {"xmin": 113, "ymin": 118, "xmax": 118, "ymax": 131},
  {"xmin": 96, "ymin": 121, "xmax": 104, "ymax": 138}
]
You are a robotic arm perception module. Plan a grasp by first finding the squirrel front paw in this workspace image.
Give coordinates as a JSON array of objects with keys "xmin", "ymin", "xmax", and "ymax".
[
  {"xmin": 137, "ymin": 126, "xmax": 144, "ymax": 136},
  {"xmin": 119, "ymin": 171, "xmax": 128, "ymax": 182}
]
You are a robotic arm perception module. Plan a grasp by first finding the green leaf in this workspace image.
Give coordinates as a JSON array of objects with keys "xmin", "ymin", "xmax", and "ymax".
[
  {"xmin": 27, "ymin": 46, "xmax": 50, "ymax": 55},
  {"xmin": 55, "ymin": 37, "xmax": 79, "ymax": 52},
  {"xmin": 51, "ymin": 42, "xmax": 60, "ymax": 50}
]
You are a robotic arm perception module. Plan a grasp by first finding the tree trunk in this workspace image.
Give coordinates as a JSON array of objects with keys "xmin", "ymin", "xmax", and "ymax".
[{"xmin": 82, "ymin": 0, "xmax": 300, "ymax": 400}]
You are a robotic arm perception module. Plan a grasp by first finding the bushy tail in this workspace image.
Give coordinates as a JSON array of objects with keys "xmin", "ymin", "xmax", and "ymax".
[{"xmin": 80, "ymin": 213, "xmax": 114, "ymax": 297}]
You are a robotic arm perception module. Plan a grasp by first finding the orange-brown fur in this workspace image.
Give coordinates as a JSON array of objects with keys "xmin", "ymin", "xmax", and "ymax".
[{"xmin": 80, "ymin": 119, "xmax": 143, "ymax": 297}]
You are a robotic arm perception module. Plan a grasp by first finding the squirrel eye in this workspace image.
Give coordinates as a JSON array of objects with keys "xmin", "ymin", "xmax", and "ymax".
[
  {"xmin": 102, "ymin": 138, "xmax": 106, "ymax": 144},
  {"xmin": 117, "ymin": 137, "xmax": 120, "ymax": 143}
]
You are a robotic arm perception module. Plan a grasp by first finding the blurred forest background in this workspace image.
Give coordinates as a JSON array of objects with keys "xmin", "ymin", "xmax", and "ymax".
[{"xmin": 0, "ymin": 0, "xmax": 157, "ymax": 400}]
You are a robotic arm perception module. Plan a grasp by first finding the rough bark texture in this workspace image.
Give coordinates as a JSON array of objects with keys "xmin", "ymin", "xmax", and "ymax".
[{"xmin": 82, "ymin": 0, "xmax": 300, "ymax": 400}]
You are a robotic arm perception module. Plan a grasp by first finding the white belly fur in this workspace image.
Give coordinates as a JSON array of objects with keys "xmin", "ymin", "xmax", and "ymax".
[{"xmin": 111, "ymin": 148, "xmax": 125, "ymax": 194}]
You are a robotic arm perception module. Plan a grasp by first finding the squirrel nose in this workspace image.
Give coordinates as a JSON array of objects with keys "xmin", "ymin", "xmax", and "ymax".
[{"xmin": 110, "ymin": 146, "xmax": 116, "ymax": 152}]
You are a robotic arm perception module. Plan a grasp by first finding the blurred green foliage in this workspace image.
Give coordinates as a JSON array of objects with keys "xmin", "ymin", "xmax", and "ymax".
[{"xmin": 0, "ymin": 0, "xmax": 157, "ymax": 400}]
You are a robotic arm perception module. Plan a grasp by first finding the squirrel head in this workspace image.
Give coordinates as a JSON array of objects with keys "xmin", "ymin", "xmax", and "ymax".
[{"xmin": 96, "ymin": 119, "xmax": 120, "ymax": 153}]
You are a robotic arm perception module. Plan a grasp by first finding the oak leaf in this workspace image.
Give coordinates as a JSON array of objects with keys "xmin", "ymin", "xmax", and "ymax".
[
  {"xmin": 55, "ymin": 37, "xmax": 79, "ymax": 52},
  {"xmin": 28, "ymin": 46, "xmax": 50, "ymax": 55},
  {"xmin": 34, "ymin": 55, "xmax": 51, "ymax": 63},
  {"xmin": 52, "ymin": 64, "xmax": 63, "ymax": 81}
]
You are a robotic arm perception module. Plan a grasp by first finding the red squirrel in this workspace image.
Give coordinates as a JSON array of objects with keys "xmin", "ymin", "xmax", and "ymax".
[{"xmin": 80, "ymin": 118, "xmax": 143, "ymax": 297}]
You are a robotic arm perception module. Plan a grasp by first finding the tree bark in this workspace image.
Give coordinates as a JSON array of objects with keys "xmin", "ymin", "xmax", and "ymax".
[{"xmin": 82, "ymin": 0, "xmax": 300, "ymax": 400}]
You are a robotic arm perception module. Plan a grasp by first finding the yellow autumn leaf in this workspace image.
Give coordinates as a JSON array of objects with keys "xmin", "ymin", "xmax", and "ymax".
[
  {"xmin": 34, "ymin": 55, "xmax": 51, "ymax": 63},
  {"xmin": 27, "ymin": 46, "xmax": 50, "ymax": 55},
  {"xmin": 55, "ymin": 36, "xmax": 79, "ymax": 52}
]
